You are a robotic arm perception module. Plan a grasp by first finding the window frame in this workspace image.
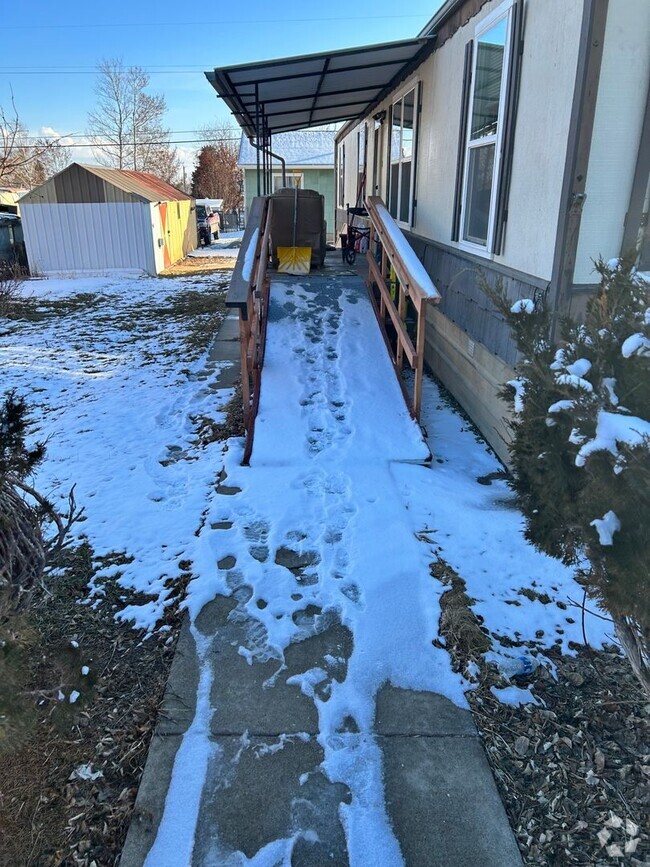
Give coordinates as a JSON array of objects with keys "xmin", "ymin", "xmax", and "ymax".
[
  {"xmin": 458, "ymin": 0, "xmax": 515, "ymax": 258},
  {"xmin": 388, "ymin": 81, "xmax": 420, "ymax": 229},
  {"xmin": 272, "ymin": 172, "xmax": 303, "ymax": 192},
  {"xmin": 357, "ymin": 126, "xmax": 367, "ymax": 204},
  {"xmin": 337, "ymin": 142, "xmax": 346, "ymax": 208}
]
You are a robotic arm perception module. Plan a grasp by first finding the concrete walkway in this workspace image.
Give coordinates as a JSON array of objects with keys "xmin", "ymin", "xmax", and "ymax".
[{"xmin": 121, "ymin": 263, "xmax": 522, "ymax": 866}]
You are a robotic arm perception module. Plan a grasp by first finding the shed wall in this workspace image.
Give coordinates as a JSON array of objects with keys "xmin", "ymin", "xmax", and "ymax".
[
  {"xmin": 21, "ymin": 201, "xmax": 155, "ymax": 275},
  {"xmin": 155, "ymin": 198, "xmax": 197, "ymax": 267}
]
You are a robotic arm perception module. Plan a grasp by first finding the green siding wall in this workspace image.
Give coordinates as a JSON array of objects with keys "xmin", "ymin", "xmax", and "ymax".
[{"xmin": 243, "ymin": 167, "xmax": 335, "ymax": 241}]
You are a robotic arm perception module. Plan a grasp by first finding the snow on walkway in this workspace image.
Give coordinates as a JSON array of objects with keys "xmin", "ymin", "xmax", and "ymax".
[
  {"xmin": 145, "ymin": 275, "xmax": 611, "ymax": 864},
  {"xmin": 3, "ymin": 269, "xmax": 611, "ymax": 864}
]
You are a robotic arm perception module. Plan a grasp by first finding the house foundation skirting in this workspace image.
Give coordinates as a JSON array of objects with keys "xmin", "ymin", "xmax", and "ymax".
[{"xmin": 424, "ymin": 306, "xmax": 515, "ymax": 467}]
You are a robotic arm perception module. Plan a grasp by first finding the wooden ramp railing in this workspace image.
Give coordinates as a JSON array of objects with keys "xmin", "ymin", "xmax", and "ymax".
[
  {"xmin": 226, "ymin": 196, "xmax": 272, "ymax": 464},
  {"xmin": 365, "ymin": 196, "xmax": 441, "ymax": 419}
]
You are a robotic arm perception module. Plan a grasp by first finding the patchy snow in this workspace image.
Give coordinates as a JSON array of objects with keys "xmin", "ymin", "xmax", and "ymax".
[
  {"xmin": 576, "ymin": 410, "xmax": 650, "ymax": 467},
  {"xmin": 590, "ymin": 510, "xmax": 621, "ymax": 546},
  {"xmin": 187, "ymin": 231, "xmax": 244, "ymax": 259},
  {"xmin": 143, "ymin": 632, "xmax": 216, "ymax": 867},
  {"xmin": 72, "ymin": 764, "xmax": 104, "ymax": 782},
  {"xmin": 507, "ymin": 378, "xmax": 526, "ymax": 413},
  {"xmin": 398, "ymin": 373, "xmax": 611, "ymax": 658},
  {"xmin": 548, "ymin": 399, "xmax": 575, "ymax": 414},
  {"xmin": 566, "ymin": 358, "xmax": 592, "ymax": 378},
  {"xmin": 621, "ymin": 332, "xmax": 650, "ymax": 358},
  {"xmin": 555, "ymin": 372, "xmax": 593, "ymax": 392},
  {"xmin": 510, "ymin": 298, "xmax": 535, "ymax": 314},
  {"xmin": 490, "ymin": 685, "xmax": 539, "ymax": 706},
  {"xmin": 550, "ymin": 348, "xmax": 566, "ymax": 371},
  {"xmin": 188, "ymin": 245, "xmax": 240, "ymax": 259},
  {"xmin": 602, "ymin": 378, "xmax": 619, "ymax": 406},
  {"xmin": 0, "ymin": 272, "xmax": 233, "ymax": 630}
]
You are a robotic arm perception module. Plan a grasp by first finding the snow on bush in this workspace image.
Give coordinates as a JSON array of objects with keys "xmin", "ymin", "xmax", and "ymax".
[{"xmin": 481, "ymin": 257, "xmax": 650, "ymax": 693}]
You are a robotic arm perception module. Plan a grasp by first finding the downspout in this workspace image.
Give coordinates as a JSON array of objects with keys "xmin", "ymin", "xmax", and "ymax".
[
  {"xmin": 549, "ymin": 0, "xmax": 609, "ymax": 339},
  {"xmin": 249, "ymin": 139, "xmax": 286, "ymax": 189}
]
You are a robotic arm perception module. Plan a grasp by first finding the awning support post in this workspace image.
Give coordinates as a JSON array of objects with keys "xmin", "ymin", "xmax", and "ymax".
[{"xmin": 255, "ymin": 84, "xmax": 261, "ymax": 197}]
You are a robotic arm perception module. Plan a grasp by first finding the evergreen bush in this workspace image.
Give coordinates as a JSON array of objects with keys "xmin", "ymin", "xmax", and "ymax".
[{"xmin": 482, "ymin": 258, "xmax": 649, "ymax": 693}]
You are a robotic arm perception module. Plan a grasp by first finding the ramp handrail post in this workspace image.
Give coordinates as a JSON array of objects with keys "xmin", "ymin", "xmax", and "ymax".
[{"xmin": 365, "ymin": 195, "xmax": 441, "ymax": 421}]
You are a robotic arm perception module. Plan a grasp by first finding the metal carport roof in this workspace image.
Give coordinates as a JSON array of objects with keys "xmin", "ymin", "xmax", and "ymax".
[{"xmin": 205, "ymin": 37, "xmax": 434, "ymax": 137}]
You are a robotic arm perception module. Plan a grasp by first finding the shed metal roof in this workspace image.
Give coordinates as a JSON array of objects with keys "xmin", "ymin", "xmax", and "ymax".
[
  {"xmin": 206, "ymin": 37, "xmax": 434, "ymax": 137},
  {"xmin": 19, "ymin": 163, "xmax": 191, "ymax": 205},
  {"xmin": 79, "ymin": 165, "xmax": 191, "ymax": 202}
]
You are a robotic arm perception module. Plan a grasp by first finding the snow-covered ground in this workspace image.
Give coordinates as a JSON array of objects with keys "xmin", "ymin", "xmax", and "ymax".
[
  {"xmin": 4, "ymin": 270, "xmax": 614, "ymax": 865},
  {"xmin": 0, "ymin": 273, "xmax": 233, "ymax": 627},
  {"xmin": 189, "ymin": 230, "xmax": 244, "ymax": 259},
  {"xmin": 142, "ymin": 276, "xmax": 611, "ymax": 865}
]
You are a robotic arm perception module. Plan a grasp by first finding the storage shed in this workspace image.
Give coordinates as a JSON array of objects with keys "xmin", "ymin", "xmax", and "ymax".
[{"xmin": 19, "ymin": 163, "xmax": 196, "ymax": 276}]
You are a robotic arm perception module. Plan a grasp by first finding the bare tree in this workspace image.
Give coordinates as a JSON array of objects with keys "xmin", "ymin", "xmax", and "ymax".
[
  {"xmin": 87, "ymin": 58, "xmax": 131, "ymax": 168},
  {"xmin": 22, "ymin": 139, "xmax": 73, "ymax": 187},
  {"xmin": 87, "ymin": 58, "xmax": 176, "ymax": 178},
  {"xmin": 0, "ymin": 94, "xmax": 64, "ymax": 186}
]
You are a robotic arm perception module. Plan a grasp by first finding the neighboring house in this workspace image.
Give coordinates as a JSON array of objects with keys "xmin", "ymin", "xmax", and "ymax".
[
  {"xmin": 19, "ymin": 163, "xmax": 196, "ymax": 276},
  {"xmin": 238, "ymin": 130, "xmax": 336, "ymax": 241},
  {"xmin": 207, "ymin": 0, "xmax": 649, "ymax": 464},
  {"xmin": 0, "ymin": 188, "xmax": 28, "ymax": 215}
]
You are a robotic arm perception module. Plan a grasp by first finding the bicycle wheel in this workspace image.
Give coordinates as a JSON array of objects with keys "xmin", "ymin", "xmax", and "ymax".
[{"xmin": 345, "ymin": 248, "xmax": 356, "ymax": 266}]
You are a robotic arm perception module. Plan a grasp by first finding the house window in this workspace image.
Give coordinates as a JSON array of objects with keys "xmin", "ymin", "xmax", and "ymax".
[
  {"xmin": 273, "ymin": 173, "xmax": 303, "ymax": 192},
  {"xmin": 338, "ymin": 143, "xmax": 345, "ymax": 207},
  {"xmin": 460, "ymin": 0, "xmax": 515, "ymax": 252},
  {"xmin": 388, "ymin": 85, "xmax": 418, "ymax": 225}
]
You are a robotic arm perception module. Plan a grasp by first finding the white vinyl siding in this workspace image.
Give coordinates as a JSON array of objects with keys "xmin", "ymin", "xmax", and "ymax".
[{"xmin": 573, "ymin": 0, "xmax": 650, "ymax": 283}]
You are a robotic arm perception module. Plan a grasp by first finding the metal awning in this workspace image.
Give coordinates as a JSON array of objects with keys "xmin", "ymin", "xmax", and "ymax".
[{"xmin": 205, "ymin": 37, "xmax": 434, "ymax": 137}]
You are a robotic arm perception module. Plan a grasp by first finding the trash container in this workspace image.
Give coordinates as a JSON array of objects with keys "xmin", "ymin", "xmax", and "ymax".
[{"xmin": 270, "ymin": 188, "xmax": 326, "ymax": 269}]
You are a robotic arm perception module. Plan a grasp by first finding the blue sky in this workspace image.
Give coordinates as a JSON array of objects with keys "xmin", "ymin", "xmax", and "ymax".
[{"xmin": 2, "ymin": 1, "xmax": 439, "ymax": 151}]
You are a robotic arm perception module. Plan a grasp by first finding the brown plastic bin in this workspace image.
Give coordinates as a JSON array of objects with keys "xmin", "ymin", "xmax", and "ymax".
[{"xmin": 269, "ymin": 188, "xmax": 327, "ymax": 269}]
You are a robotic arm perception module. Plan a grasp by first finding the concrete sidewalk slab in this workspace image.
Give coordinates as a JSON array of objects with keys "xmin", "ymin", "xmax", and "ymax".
[{"xmin": 382, "ymin": 735, "xmax": 522, "ymax": 866}]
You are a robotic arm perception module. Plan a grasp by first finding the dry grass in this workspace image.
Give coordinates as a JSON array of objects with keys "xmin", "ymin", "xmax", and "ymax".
[
  {"xmin": 0, "ymin": 543, "xmax": 183, "ymax": 866},
  {"xmin": 161, "ymin": 255, "xmax": 236, "ymax": 277},
  {"xmin": 430, "ymin": 557, "xmax": 490, "ymax": 668}
]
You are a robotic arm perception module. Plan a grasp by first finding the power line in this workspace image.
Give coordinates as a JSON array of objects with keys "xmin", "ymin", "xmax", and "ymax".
[
  {"xmin": 41, "ymin": 138, "xmax": 239, "ymax": 148},
  {"xmin": 19, "ymin": 128, "xmax": 338, "ymax": 142},
  {"xmin": 1, "ymin": 69, "xmax": 208, "ymax": 76},
  {"xmin": 2, "ymin": 14, "xmax": 427, "ymax": 31}
]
